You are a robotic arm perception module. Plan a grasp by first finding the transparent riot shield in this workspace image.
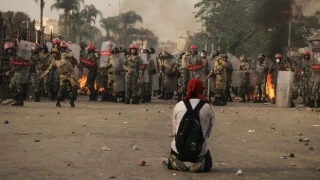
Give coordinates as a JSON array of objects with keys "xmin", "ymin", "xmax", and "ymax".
[
  {"xmin": 227, "ymin": 53, "xmax": 240, "ymax": 71},
  {"xmin": 276, "ymin": 71, "xmax": 294, "ymax": 108},
  {"xmin": 111, "ymin": 53, "xmax": 125, "ymax": 92},
  {"xmin": 231, "ymin": 70, "xmax": 257, "ymax": 87},
  {"xmin": 149, "ymin": 54, "xmax": 159, "ymax": 91},
  {"xmin": 46, "ymin": 42, "xmax": 52, "ymax": 53},
  {"xmin": 140, "ymin": 53, "xmax": 149, "ymax": 83},
  {"xmin": 99, "ymin": 41, "xmax": 112, "ymax": 67},
  {"xmin": 13, "ymin": 49, "xmax": 31, "ymax": 84},
  {"xmin": 163, "ymin": 57, "xmax": 177, "ymax": 92},
  {"xmin": 68, "ymin": 44, "xmax": 81, "ymax": 79},
  {"xmin": 20, "ymin": 40, "xmax": 34, "ymax": 51}
]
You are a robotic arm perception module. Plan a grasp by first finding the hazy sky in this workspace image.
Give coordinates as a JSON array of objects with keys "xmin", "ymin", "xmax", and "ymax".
[{"xmin": 0, "ymin": 0, "xmax": 201, "ymax": 41}]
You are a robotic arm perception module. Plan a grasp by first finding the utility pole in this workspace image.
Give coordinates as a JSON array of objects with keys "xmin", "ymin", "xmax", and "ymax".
[{"xmin": 288, "ymin": 0, "xmax": 292, "ymax": 57}]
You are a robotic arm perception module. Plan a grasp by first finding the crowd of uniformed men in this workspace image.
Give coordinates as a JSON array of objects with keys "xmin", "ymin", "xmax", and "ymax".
[{"xmin": 1, "ymin": 36, "xmax": 318, "ymax": 108}]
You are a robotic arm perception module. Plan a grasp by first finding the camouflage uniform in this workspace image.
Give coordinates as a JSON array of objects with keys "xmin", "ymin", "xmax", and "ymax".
[
  {"xmin": 225, "ymin": 59, "xmax": 233, "ymax": 102},
  {"xmin": 139, "ymin": 54, "xmax": 153, "ymax": 103},
  {"xmin": 29, "ymin": 52, "xmax": 41, "ymax": 101},
  {"xmin": 81, "ymin": 51, "xmax": 99, "ymax": 100},
  {"xmin": 0, "ymin": 55, "xmax": 12, "ymax": 100},
  {"xmin": 9, "ymin": 51, "xmax": 30, "ymax": 106},
  {"xmin": 46, "ymin": 52, "xmax": 78, "ymax": 107},
  {"xmin": 239, "ymin": 60, "xmax": 250, "ymax": 102},
  {"xmin": 177, "ymin": 54, "xmax": 189, "ymax": 97},
  {"xmin": 254, "ymin": 62, "xmax": 267, "ymax": 101},
  {"xmin": 39, "ymin": 52, "xmax": 51, "ymax": 96},
  {"xmin": 124, "ymin": 55, "xmax": 143, "ymax": 103},
  {"xmin": 210, "ymin": 55, "xmax": 227, "ymax": 105},
  {"xmin": 300, "ymin": 59, "xmax": 312, "ymax": 103}
]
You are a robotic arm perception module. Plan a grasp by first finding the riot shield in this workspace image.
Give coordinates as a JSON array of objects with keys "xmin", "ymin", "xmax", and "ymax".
[
  {"xmin": 99, "ymin": 41, "xmax": 113, "ymax": 67},
  {"xmin": 311, "ymin": 53, "xmax": 320, "ymax": 82},
  {"xmin": 227, "ymin": 53, "xmax": 240, "ymax": 71},
  {"xmin": 231, "ymin": 70, "xmax": 257, "ymax": 87},
  {"xmin": 68, "ymin": 44, "xmax": 81, "ymax": 79},
  {"xmin": 265, "ymin": 57, "xmax": 273, "ymax": 70},
  {"xmin": 110, "ymin": 53, "xmax": 125, "ymax": 92},
  {"xmin": 207, "ymin": 58, "xmax": 215, "ymax": 93},
  {"xmin": 276, "ymin": 71, "xmax": 294, "ymax": 108},
  {"xmin": 163, "ymin": 57, "xmax": 177, "ymax": 93},
  {"xmin": 12, "ymin": 49, "xmax": 31, "ymax": 84},
  {"xmin": 149, "ymin": 54, "xmax": 159, "ymax": 90},
  {"xmin": 46, "ymin": 42, "xmax": 52, "ymax": 53},
  {"xmin": 140, "ymin": 53, "xmax": 149, "ymax": 83},
  {"xmin": 20, "ymin": 40, "xmax": 34, "ymax": 51}
]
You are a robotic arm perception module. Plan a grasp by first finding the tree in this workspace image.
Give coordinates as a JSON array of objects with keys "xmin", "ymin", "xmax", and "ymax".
[
  {"xmin": 34, "ymin": 0, "xmax": 45, "ymax": 33},
  {"xmin": 120, "ymin": 11, "xmax": 143, "ymax": 47},
  {"xmin": 100, "ymin": 16, "xmax": 121, "ymax": 41},
  {"xmin": 51, "ymin": 0, "xmax": 84, "ymax": 40},
  {"xmin": 82, "ymin": 4, "xmax": 102, "ymax": 26}
]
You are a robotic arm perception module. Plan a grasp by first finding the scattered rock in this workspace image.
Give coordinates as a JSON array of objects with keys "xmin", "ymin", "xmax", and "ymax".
[
  {"xmin": 124, "ymin": 122, "xmax": 128, "ymax": 124},
  {"xmin": 299, "ymin": 138, "xmax": 303, "ymax": 142},
  {"xmin": 72, "ymin": 132, "xmax": 75, "ymax": 134},
  {"xmin": 221, "ymin": 110, "xmax": 224, "ymax": 113},
  {"xmin": 109, "ymin": 176, "xmax": 116, "ymax": 179},
  {"xmin": 270, "ymin": 127, "xmax": 276, "ymax": 130},
  {"xmin": 302, "ymin": 138, "xmax": 310, "ymax": 142},
  {"xmin": 317, "ymin": 167, "xmax": 320, "ymax": 171},
  {"xmin": 289, "ymin": 154, "xmax": 295, "ymax": 158},
  {"xmin": 280, "ymin": 156, "xmax": 288, "ymax": 159},
  {"xmin": 101, "ymin": 146, "xmax": 112, "ymax": 151},
  {"xmin": 34, "ymin": 140, "xmax": 40, "ymax": 142},
  {"xmin": 4, "ymin": 120, "xmax": 9, "ymax": 124},
  {"xmin": 307, "ymin": 146, "xmax": 314, "ymax": 150},
  {"xmin": 173, "ymin": 173, "xmax": 176, "ymax": 176},
  {"xmin": 158, "ymin": 111, "xmax": 161, "ymax": 113},
  {"xmin": 298, "ymin": 133, "xmax": 303, "ymax": 136},
  {"xmin": 86, "ymin": 133, "xmax": 91, "ymax": 136},
  {"xmin": 38, "ymin": 132, "xmax": 42, "ymax": 134},
  {"xmin": 146, "ymin": 109, "xmax": 149, "ymax": 111},
  {"xmin": 305, "ymin": 143, "xmax": 309, "ymax": 146},
  {"xmin": 105, "ymin": 118, "xmax": 108, "ymax": 120},
  {"xmin": 133, "ymin": 145, "xmax": 139, "ymax": 150},
  {"xmin": 248, "ymin": 130, "xmax": 255, "ymax": 133},
  {"xmin": 39, "ymin": 114, "xmax": 44, "ymax": 117},
  {"xmin": 139, "ymin": 160, "xmax": 146, "ymax": 166},
  {"xmin": 57, "ymin": 112, "xmax": 60, "ymax": 114},
  {"xmin": 306, "ymin": 107, "xmax": 313, "ymax": 112},
  {"xmin": 236, "ymin": 170, "xmax": 243, "ymax": 175},
  {"xmin": 118, "ymin": 112, "xmax": 121, "ymax": 115},
  {"xmin": 83, "ymin": 125, "xmax": 87, "ymax": 127},
  {"xmin": 236, "ymin": 112, "xmax": 238, "ymax": 114},
  {"xmin": 292, "ymin": 164, "xmax": 296, "ymax": 166},
  {"xmin": 266, "ymin": 111, "xmax": 268, "ymax": 114}
]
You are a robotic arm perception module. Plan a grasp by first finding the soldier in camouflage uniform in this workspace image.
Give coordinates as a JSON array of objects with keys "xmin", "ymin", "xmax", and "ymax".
[
  {"xmin": 6, "ymin": 41, "xmax": 30, "ymax": 106},
  {"xmin": 239, "ymin": 55, "xmax": 250, "ymax": 102},
  {"xmin": 300, "ymin": 51, "xmax": 312, "ymax": 106},
  {"xmin": 208, "ymin": 54, "xmax": 227, "ymax": 106},
  {"xmin": 29, "ymin": 43, "xmax": 41, "ymax": 102},
  {"xmin": 38, "ymin": 44, "xmax": 51, "ymax": 97},
  {"xmin": 253, "ymin": 54, "xmax": 267, "ymax": 103},
  {"xmin": 80, "ymin": 44, "xmax": 99, "ymax": 101},
  {"xmin": 225, "ymin": 56, "xmax": 233, "ymax": 102},
  {"xmin": 173, "ymin": 52, "xmax": 185, "ymax": 101},
  {"xmin": 40, "ymin": 48, "xmax": 78, "ymax": 107},
  {"xmin": 47, "ymin": 38, "xmax": 61, "ymax": 101},
  {"xmin": 269, "ymin": 53, "xmax": 286, "ymax": 104},
  {"xmin": 124, "ymin": 43, "xmax": 143, "ymax": 104},
  {"xmin": 158, "ymin": 51, "xmax": 176, "ymax": 100},
  {"xmin": 105, "ymin": 47, "xmax": 121, "ymax": 103},
  {"xmin": 139, "ymin": 49, "xmax": 153, "ymax": 103}
]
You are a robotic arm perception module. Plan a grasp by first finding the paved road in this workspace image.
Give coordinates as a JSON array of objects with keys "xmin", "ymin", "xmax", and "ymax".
[{"xmin": 0, "ymin": 97, "xmax": 319, "ymax": 180}]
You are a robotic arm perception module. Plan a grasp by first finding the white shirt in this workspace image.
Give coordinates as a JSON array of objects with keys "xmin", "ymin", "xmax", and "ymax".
[{"xmin": 171, "ymin": 99, "xmax": 215, "ymax": 156}]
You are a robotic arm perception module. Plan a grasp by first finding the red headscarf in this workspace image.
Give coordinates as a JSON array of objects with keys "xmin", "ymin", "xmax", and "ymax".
[{"xmin": 183, "ymin": 78, "xmax": 210, "ymax": 104}]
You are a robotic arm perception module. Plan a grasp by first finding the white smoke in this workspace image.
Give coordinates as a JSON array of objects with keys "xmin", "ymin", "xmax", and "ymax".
[
  {"xmin": 121, "ymin": 0, "xmax": 201, "ymax": 41},
  {"xmin": 294, "ymin": 0, "xmax": 320, "ymax": 15}
]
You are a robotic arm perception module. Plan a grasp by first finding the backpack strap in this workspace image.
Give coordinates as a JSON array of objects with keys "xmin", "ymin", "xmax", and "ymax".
[{"xmin": 183, "ymin": 100, "xmax": 206, "ymax": 112}]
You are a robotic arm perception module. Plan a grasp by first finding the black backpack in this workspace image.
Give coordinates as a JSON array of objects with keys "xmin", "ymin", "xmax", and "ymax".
[{"xmin": 175, "ymin": 100, "xmax": 206, "ymax": 161}]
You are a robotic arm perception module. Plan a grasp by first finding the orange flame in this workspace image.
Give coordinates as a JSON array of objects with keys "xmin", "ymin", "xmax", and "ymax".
[
  {"xmin": 266, "ymin": 73, "xmax": 275, "ymax": 100},
  {"xmin": 78, "ymin": 68, "xmax": 105, "ymax": 95}
]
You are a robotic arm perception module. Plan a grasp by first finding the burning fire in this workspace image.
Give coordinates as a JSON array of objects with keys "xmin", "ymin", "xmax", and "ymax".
[
  {"xmin": 78, "ymin": 68, "xmax": 105, "ymax": 95},
  {"xmin": 266, "ymin": 73, "xmax": 275, "ymax": 100}
]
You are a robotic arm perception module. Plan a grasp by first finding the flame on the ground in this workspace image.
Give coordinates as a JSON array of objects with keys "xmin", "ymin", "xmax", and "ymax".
[
  {"xmin": 78, "ymin": 68, "xmax": 105, "ymax": 95},
  {"xmin": 266, "ymin": 73, "xmax": 275, "ymax": 100}
]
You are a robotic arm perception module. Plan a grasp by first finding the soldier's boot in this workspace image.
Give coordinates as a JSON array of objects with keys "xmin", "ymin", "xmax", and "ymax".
[
  {"xmin": 11, "ymin": 94, "xmax": 24, "ymax": 106},
  {"xmin": 227, "ymin": 95, "xmax": 233, "ymax": 102},
  {"xmin": 291, "ymin": 100, "xmax": 296, "ymax": 108},
  {"xmin": 34, "ymin": 92, "xmax": 41, "ymax": 102},
  {"xmin": 213, "ymin": 97, "xmax": 221, "ymax": 106},
  {"xmin": 164, "ymin": 93, "xmax": 169, "ymax": 100},
  {"xmin": 158, "ymin": 92, "xmax": 165, "ymax": 99},
  {"xmin": 70, "ymin": 100, "xmax": 75, "ymax": 108},
  {"xmin": 146, "ymin": 96, "xmax": 152, "ymax": 103},
  {"xmin": 261, "ymin": 98, "xmax": 267, "ymax": 103},
  {"xmin": 56, "ymin": 100, "xmax": 61, "ymax": 107},
  {"xmin": 89, "ymin": 90, "xmax": 98, "ymax": 101},
  {"xmin": 113, "ymin": 96, "xmax": 118, "ymax": 103},
  {"xmin": 220, "ymin": 97, "xmax": 227, "ymax": 106},
  {"xmin": 240, "ymin": 95, "xmax": 246, "ymax": 103},
  {"xmin": 258, "ymin": 96, "xmax": 262, "ymax": 103},
  {"xmin": 125, "ymin": 98, "xmax": 130, "ymax": 104},
  {"xmin": 307, "ymin": 99, "xmax": 315, "ymax": 108},
  {"xmin": 253, "ymin": 97, "xmax": 259, "ymax": 103},
  {"xmin": 140, "ymin": 96, "xmax": 146, "ymax": 103},
  {"xmin": 119, "ymin": 95, "xmax": 126, "ymax": 103},
  {"xmin": 131, "ymin": 96, "xmax": 140, "ymax": 104}
]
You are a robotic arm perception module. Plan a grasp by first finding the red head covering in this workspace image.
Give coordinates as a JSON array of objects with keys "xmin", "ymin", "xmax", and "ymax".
[{"xmin": 183, "ymin": 78, "xmax": 210, "ymax": 104}]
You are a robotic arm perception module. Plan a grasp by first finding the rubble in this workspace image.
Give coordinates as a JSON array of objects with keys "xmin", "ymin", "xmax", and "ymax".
[
  {"xmin": 133, "ymin": 145, "xmax": 139, "ymax": 150},
  {"xmin": 162, "ymin": 160, "xmax": 168, "ymax": 165},
  {"xmin": 169, "ymin": 134, "xmax": 174, "ymax": 138},
  {"xmin": 248, "ymin": 130, "xmax": 255, "ymax": 133},
  {"xmin": 298, "ymin": 133, "xmax": 303, "ymax": 136},
  {"xmin": 302, "ymin": 138, "xmax": 310, "ymax": 142},
  {"xmin": 4, "ymin": 120, "xmax": 9, "ymax": 124},
  {"xmin": 101, "ymin": 146, "xmax": 112, "ymax": 151},
  {"xmin": 34, "ymin": 140, "xmax": 40, "ymax": 142},
  {"xmin": 289, "ymin": 154, "xmax": 295, "ymax": 158},
  {"xmin": 317, "ymin": 167, "xmax": 320, "ymax": 171},
  {"xmin": 236, "ymin": 170, "xmax": 243, "ymax": 175},
  {"xmin": 109, "ymin": 176, "xmax": 116, "ymax": 179},
  {"xmin": 307, "ymin": 147, "xmax": 314, "ymax": 150},
  {"xmin": 139, "ymin": 160, "xmax": 146, "ymax": 166},
  {"xmin": 39, "ymin": 114, "xmax": 44, "ymax": 117}
]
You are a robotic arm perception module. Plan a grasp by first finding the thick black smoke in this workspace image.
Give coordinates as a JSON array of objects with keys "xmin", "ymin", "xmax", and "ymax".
[{"xmin": 254, "ymin": 0, "xmax": 291, "ymax": 57}]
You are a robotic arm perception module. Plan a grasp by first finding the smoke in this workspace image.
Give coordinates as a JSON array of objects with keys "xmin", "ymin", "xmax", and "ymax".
[
  {"xmin": 121, "ymin": 0, "xmax": 200, "ymax": 41},
  {"xmin": 294, "ymin": 0, "xmax": 320, "ymax": 15},
  {"xmin": 253, "ymin": 0, "xmax": 290, "ymax": 56}
]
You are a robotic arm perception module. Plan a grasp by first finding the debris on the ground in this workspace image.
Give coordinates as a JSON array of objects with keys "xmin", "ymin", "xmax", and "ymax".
[
  {"xmin": 162, "ymin": 160, "xmax": 168, "ymax": 165},
  {"xmin": 109, "ymin": 175, "xmax": 116, "ymax": 179},
  {"xmin": 39, "ymin": 114, "xmax": 44, "ymax": 117},
  {"xmin": 306, "ymin": 108, "xmax": 313, "ymax": 112},
  {"xmin": 307, "ymin": 146, "xmax": 314, "ymax": 150},
  {"xmin": 169, "ymin": 134, "xmax": 174, "ymax": 138},
  {"xmin": 298, "ymin": 133, "xmax": 303, "ymax": 136},
  {"xmin": 302, "ymin": 138, "xmax": 310, "ymax": 142},
  {"xmin": 101, "ymin": 146, "xmax": 112, "ymax": 151},
  {"xmin": 266, "ymin": 111, "xmax": 268, "ymax": 114},
  {"xmin": 105, "ymin": 118, "xmax": 108, "ymax": 120},
  {"xmin": 317, "ymin": 167, "xmax": 320, "ymax": 171},
  {"xmin": 146, "ymin": 109, "xmax": 149, "ymax": 111},
  {"xmin": 292, "ymin": 164, "xmax": 296, "ymax": 166},
  {"xmin": 221, "ymin": 110, "xmax": 224, "ymax": 113},
  {"xmin": 86, "ymin": 133, "xmax": 90, "ymax": 136},
  {"xmin": 124, "ymin": 122, "xmax": 128, "ymax": 124},
  {"xmin": 139, "ymin": 160, "xmax": 146, "ymax": 166},
  {"xmin": 38, "ymin": 132, "xmax": 42, "ymax": 134},
  {"xmin": 133, "ymin": 145, "xmax": 139, "ymax": 150},
  {"xmin": 83, "ymin": 125, "xmax": 87, "ymax": 127},
  {"xmin": 312, "ymin": 125, "xmax": 320, "ymax": 127},
  {"xmin": 270, "ymin": 126, "xmax": 276, "ymax": 130},
  {"xmin": 72, "ymin": 132, "xmax": 75, "ymax": 134},
  {"xmin": 299, "ymin": 138, "xmax": 303, "ymax": 142},
  {"xmin": 173, "ymin": 173, "xmax": 176, "ymax": 176},
  {"xmin": 158, "ymin": 111, "xmax": 161, "ymax": 113},
  {"xmin": 34, "ymin": 140, "xmax": 40, "ymax": 142},
  {"xmin": 305, "ymin": 143, "xmax": 309, "ymax": 145},
  {"xmin": 236, "ymin": 170, "xmax": 243, "ymax": 175},
  {"xmin": 280, "ymin": 156, "xmax": 288, "ymax": 159},
  {"xmin": 118, "ymin": 112, "xmax": 121, "ymax": 115},
  {"xmin": 57, "ymin": 112, "xmax": 60, "ymax": 114},
  {"xmin": 248, "ymin": 130, "xmax": 255, "ymax": 133},
  {"xmin": 289, "ymin": 154, "xmax": 295, "ymax": 158},
  {"xmin": 4, "ymin": 120, "xmax": 9, "ymax": 124}
]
